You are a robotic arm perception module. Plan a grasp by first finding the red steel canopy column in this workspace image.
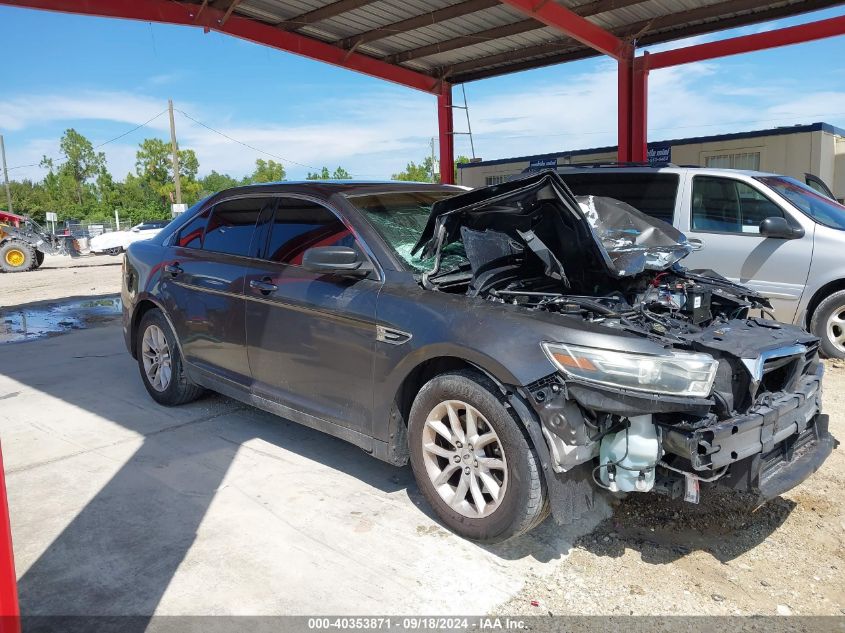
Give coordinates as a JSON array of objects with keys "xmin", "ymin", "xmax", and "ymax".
[
  {"xmin": 438, "ymin": 83, "xmax": 456, "ymax": 184},
  {"xmin": 625, "ymin": 14, "xmax": 845, "ymax": 163}
]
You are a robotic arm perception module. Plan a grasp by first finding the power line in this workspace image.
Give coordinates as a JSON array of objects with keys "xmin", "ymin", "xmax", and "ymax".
[
  {"xmin": 175, "ymin": 108, "xmax": 321, "ymax": 171},
  {"xmin": 6, "ymin": 109, "xmax": 168, "ymax": 172}
]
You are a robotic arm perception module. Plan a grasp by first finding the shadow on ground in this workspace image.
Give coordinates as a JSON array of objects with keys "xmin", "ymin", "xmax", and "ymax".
[
  {"xmin": 577, "ymin": 488, "xmax": 794, "ymax": 564},
  {"xmin": 2, "ymin": 323, "xmax": 797, "ymax": 624}
]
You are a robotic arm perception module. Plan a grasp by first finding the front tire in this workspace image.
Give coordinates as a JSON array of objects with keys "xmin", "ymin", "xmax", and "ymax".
[
  {"xmin": 0, "ymin": 240, "xmax": 36, "ymax": 272},
  {"xmin": 811, "ymin": 289, "xmax": 845, "ymax": 359},
  {"xmin": 408, "ymin": 371, "xmax": 548, "ymax": 543},
  {"xmin": 137, "ymin": 309, "xmax": 204, "ymax": 406}
]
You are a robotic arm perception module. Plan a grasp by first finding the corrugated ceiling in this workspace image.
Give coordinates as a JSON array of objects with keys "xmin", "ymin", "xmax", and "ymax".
[{"xmin": 212, "ymin": 0, "xmax": 844, "ymax": 83}]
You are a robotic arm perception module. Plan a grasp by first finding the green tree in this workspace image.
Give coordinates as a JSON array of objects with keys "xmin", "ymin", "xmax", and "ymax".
[
  {"xmin": 306, "ymin": 166, "xmax": 331, "ymax": 180},
  {"xmin": 56, "ymin": 129, "xmax": 106, "ymax": 206},
  {"xmin": 244, "ymin": 158, "xmax": 285, "ymax": 184},
  {"xmin": 135, "ymin": 138, "xmax": 201, "ymax": 208},
  {"xmin": 200, "ymin": 170, "xmax": 239, "ymax": 195},
  {"xmin": 454, "ymin": 155, "xmax": 470, "ymax": 184},
  {"xmin": 392, "ymin": 157, "xmax": 435, "ymax": 182},
  {"xmin": 331, "ymin": 166, "xmax": 351, "ymax": 179}
]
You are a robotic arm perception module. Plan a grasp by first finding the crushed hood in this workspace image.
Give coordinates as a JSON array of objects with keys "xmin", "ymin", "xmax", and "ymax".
[{"xmin": 413, "ymin": 171, "xmax": 693, "ymax": 288}]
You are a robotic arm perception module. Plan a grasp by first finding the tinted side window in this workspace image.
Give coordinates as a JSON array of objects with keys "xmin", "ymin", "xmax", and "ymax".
[
  {"xmin": 176, "ymin": 208, "xmax": 210, "ymax": 249},
  {"xmin": 557, "ymin": 172, "xmax": 679, "ymax": 223},
  {"xmin": 203, "ymin": 198, "xmax": 269, "ymax": 258},
  {"xmin": 266, "ymin": 198, "xmax": 356, "ymax": 265},
  {"xmin": 692, "ymin": 177, "xmax": 783, "ymax": 233}
]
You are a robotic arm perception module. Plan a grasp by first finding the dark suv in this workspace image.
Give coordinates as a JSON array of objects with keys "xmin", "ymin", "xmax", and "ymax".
[{"xmin": 122, "ymin": 173, "xmax": 835, "ymax": 542}]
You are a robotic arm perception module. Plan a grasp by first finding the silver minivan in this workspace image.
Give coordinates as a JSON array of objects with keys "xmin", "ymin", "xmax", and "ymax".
[{"xmin": 556, "ymin": 166, "xmax": 845, "ymax": 358}]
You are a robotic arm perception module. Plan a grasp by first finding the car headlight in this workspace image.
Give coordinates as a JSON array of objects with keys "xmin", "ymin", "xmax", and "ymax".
[{"xmin": 542, "ymin": 342, "xmax": 718, "ymax": 398}]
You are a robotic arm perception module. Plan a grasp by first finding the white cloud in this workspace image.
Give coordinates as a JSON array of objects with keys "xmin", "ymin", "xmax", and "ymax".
[
  {"xmin": 0, "ymin": 91, "xmax": 172, "ymax": 133},
  {"xmin": 5, "ymin": 59, "xmax": 845, "ymax": 183}
]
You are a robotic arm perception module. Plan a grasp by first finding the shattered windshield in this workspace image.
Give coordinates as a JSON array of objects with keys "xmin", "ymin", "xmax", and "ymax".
[{"xmin": 348, "ymin": 191, "xmax": 467, "ymax": 271}]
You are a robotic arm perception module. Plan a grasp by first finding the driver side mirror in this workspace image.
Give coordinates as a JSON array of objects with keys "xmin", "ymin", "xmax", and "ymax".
[
  {"xmin": 759, "ymin": 216, "xmax": 804, "ymax": 240},
  {"xmin": 302, "ymin": 246, "xmax": 372, "ymax": 277}
]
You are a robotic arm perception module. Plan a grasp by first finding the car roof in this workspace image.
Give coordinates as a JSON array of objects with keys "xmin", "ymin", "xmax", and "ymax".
[
  {"xmin": 210, "ymin": 180, "xmax": 466, "ymax": 199},
  {"xmin": 554, "ymin": 165, "xmax": 781, "ymax": 178}
]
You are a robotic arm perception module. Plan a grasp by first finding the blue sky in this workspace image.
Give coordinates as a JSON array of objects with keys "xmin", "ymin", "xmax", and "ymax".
[{"xmin": 2, "ymin": 4, "xmax": 845, "ymax": 181}]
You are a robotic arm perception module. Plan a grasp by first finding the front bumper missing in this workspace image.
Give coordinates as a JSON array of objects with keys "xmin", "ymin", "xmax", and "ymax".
[{"xmin": 660, "ymin": 366, "xmax": 836, "ymax": 500}]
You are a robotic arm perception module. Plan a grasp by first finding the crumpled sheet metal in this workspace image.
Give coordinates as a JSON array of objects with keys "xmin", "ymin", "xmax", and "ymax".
[
  {"xmin": 413, "ymin": 170, "xmax": 693, "ymax": 280},
  {"xmin": 575, "ymin": 194, "xmax": 693, "ymax": 276}
]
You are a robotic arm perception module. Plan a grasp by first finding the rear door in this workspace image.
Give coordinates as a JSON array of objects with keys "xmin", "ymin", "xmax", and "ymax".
[
  {"xmin": 243, "ymin": 195, "xmax": 380, "ymax": 435},
  {"xmin": 679, "ymin": 174, "xmax": 814, "ymax": 321},
  {"xmin": 160, "ymin": 196, "xmax": 273, "ymax": 386}
]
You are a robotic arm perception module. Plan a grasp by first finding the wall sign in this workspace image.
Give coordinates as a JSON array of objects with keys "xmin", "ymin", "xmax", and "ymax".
[{"xmin": 647, "ymin": 143, "xmax": 671, "ymax": 164}]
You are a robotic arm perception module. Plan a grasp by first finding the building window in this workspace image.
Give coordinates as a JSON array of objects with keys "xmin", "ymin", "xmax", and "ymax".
[
  {"xmin": 704, "ymin": 151, "xmax": 761, "ymax": 170},
  {"xmin": 485, "ymin": 175, "xmax": 509, "ymax": 186}
]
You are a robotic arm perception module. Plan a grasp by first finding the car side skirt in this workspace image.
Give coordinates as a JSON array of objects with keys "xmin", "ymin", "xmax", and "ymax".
[{"xmin": 186, "ymin": 363, "xmax": 379, "ymax": 457}]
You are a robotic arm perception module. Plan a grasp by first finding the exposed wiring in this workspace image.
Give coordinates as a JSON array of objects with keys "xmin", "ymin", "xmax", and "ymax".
[{"xmin": 658, "ymin": 460, "xmax": 728, "ymax": 483}]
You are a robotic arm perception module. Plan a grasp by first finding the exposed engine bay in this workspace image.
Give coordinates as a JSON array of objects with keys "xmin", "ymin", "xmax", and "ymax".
[{"xmin": 413, "ymin": 172, "xmax": 834, "ymax": 512}]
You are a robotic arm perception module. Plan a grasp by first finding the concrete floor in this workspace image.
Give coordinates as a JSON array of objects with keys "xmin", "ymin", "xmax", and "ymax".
[{"xmin": 1, "ymin": 324, "xmax": 605, "ymax": 616}]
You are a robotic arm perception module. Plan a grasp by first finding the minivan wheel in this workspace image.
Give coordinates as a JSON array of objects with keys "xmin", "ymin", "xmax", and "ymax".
[
  {"xmin": 810, "ymin": 290, "xmax": 845, "ymax": 359},
  {"xmin": 137, "ymin": 309, "xmax": 204, "ymax": 405},
  {"xmin": 408, "ymin": 371, "xmax": 548, "ymax": 543}
]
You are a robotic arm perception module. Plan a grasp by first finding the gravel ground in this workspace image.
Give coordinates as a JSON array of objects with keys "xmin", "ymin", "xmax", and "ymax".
[
  {"xmin": 0, "ymin": 254, "xmax": 122, "ymax": 307},
  {"xmin": 2, "ymin": 255, "xmax": 843, "ymax": 620},
  {"xmin": 501, "ymin": 359, "xmax": 845, "ymax": 617}
]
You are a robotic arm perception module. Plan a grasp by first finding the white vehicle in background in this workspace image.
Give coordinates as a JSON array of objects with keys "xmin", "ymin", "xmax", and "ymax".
[{"xmin": 89, "ymin": 220, "xmax": 171, "ymax": 255}]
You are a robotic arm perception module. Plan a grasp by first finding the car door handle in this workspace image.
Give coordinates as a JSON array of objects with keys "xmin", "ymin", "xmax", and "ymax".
[
  {"xmin": 687, "ymin": 238, "xmax": 705, "ymax": 251},
  {"xmin": 250, "ymin": 279, "xmax": 278, "ymax": 295},
  {"xmin": 164, "ymin": 262, "xmax": 183, "ymax": 276}
]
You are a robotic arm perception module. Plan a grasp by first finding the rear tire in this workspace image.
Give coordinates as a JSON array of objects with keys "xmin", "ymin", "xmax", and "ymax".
[
  {"xmin": 0, "ymin": 240, "xmax": 36, "ymax": 272},
  {"xmin": 408, "ymin": 370, "xmax": 548, "ymax": 543},
  {"xmin": 810, "ymin": 289, "xmax": 845, "ymax": 359},
  {"xmin": 137, "ymin": 309, "xmax": 204, "ymax": 406}
]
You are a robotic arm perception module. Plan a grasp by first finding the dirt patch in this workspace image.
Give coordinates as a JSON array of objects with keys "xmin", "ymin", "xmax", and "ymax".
[
  {"xmin": 0, "ymin": 254, "xmax": 122, "ymax": 308},
  {"xmin": 499, "ymin": 359, "xmax": 845, "ymax": 616}
]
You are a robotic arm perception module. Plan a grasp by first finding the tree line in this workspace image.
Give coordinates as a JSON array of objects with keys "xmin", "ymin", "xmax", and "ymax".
[{"xmin": 3, "ymin": 128, "xmax": 468, "ymax": 227}]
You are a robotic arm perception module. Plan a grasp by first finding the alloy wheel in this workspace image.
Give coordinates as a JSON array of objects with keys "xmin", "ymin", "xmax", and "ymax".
[
  {"xmin": 827, "ymin": 305, "xmax": 845, "ymax": 354},
  {"xmin": 420, "ymin": 399, "xmax": 508, "ymax": 519},
  {"xmin": 141, "ymin": 324, "xmax": 172, "ymax": 392}
]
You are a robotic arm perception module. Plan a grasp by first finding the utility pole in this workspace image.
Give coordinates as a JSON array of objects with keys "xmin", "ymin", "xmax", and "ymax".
[
  {"xmin": 168, "ymin": 99, "xmax": 182, "ymax": 205},
  {"xmin": 0, "ymin": 135, "xmax": 12, "ymax": 214},
  {"xmin": 429, "ymin": 137, "xmax": 437, "ymax": 183}
]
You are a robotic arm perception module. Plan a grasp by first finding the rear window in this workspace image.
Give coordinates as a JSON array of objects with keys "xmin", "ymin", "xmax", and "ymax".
[{"xmin": 557, "ymin": 172, "xmax": 679, "ymax": 224}]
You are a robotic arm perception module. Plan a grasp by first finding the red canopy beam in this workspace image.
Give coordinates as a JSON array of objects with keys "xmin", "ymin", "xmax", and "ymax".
[
  {"xmin": 644, "ymin": 14, "xmax": 845, "ymax": 70},
  {"xmin": 498, "ymin": 0, "xmax": 629, "ymax": 60},
  {"xmin": 0, "ymin": 0, "xmax": 441, "ymax": 94},
  {"xmin": 438, "ymin": 83, "xmax": 455, "ymax": 185}
]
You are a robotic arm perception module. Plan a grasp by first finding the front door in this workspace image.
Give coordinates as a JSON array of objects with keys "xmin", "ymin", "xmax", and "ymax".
[
  {"xmin": 244, "ymin": 196, "xmax": 379, "ymax": 435},
  {"xmin": 160, "ymin": 196, "xmax": 273, "ymax": 385},
  {"xmin": 680, "ymin": 175, "xmax": 813, "ymax": 321}
]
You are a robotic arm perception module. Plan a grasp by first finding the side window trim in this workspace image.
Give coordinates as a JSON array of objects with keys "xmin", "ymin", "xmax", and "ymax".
[
  {"xmin": 689, "ymin": 175, "xmax": 787, "ymax": 237},
  {"xmin": 266, "ymin": 194, "xmax": 382, "ymax": 280},
  {"xmin": 170, "ymin": 193, "xmax": 279, "ymax": 252},
  {"xmin": 202, "ymin": 196, "xmax": 277, "ymax": 260}
]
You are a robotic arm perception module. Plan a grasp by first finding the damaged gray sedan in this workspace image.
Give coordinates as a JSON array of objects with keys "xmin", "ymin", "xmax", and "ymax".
[{"xmin": 122, "ymin": 172, "xmax": 836, "ymax": 543}]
